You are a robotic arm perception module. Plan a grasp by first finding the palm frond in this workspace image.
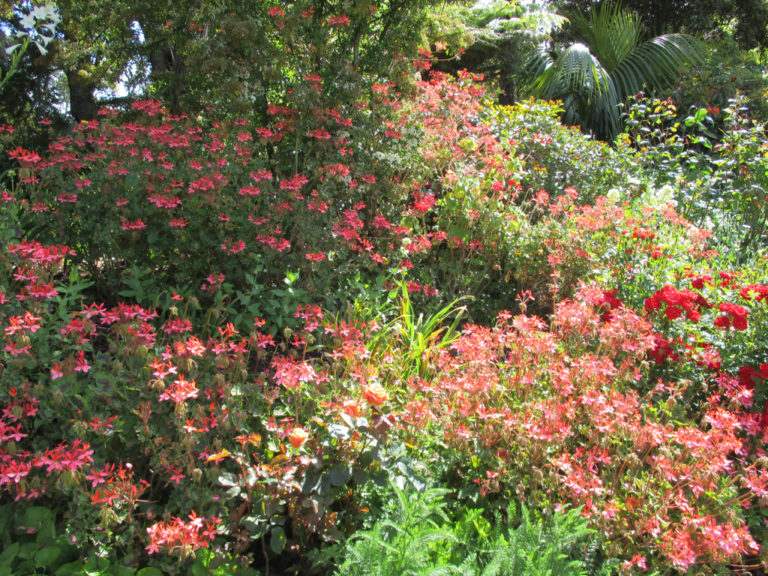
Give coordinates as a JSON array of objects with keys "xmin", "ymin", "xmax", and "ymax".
[
  {"xmin": 619, "ymin": 33, "xmax": 704, "ymax": 93},
  {"xmin": 570, "ymin": 3, "xmax": 643, "ymax": 73},
  {"xmin": 529, "ymin": 42, "xmax": 612, "ymax": 101},
  {"xmin": 521, "ymin": 2, "xmax": 703, "ymax": 140},
  {"xmin": 557, "ymin": 42, "xmax": 612, "ymax": 96},
  {"xmin": 580, "ymin": 82, "xmax": 622, "ymax": 140},
  {"xmin": 523, "ymin": 47, "xmax": 557, "ymax": 95}
]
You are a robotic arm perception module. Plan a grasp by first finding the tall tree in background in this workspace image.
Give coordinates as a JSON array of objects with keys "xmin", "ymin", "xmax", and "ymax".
[
  {"xmin": 0, "ymin": 0, "xmax": 445, "ymax": 177},
  {"xmin": 2, "ymin": 0, "xmax": 441, "ymax": 123},
  {"xmin": 524, "ymin": 2, "xmax": 703, "ymax": 140},
  {"xmin": 0, "ymin": 3, "xmax": 69, "ymax": 173}
]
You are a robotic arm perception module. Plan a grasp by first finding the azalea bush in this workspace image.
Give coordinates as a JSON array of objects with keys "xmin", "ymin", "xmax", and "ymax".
[
  {"xmin": 12, "ymin": 71, "xmax": 627, "ymax": 333},
  {"xmin": 14, "ymin": 89, "xmax": 414, "ymax": 334},
  {"xmin": 0, "ymin": 232, "xmax": 418, "ymax": 573},
  {"xmin": 396, "ymin": 287, "xmax": 764, "ymax": 571}
]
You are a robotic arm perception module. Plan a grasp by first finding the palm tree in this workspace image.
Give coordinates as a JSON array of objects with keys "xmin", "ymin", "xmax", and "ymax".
[{"xmin": 524, "ymin": 2, "xmax": 704, "ymax": 140}]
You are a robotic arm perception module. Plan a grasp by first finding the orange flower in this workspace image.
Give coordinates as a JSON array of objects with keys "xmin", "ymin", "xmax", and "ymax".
[
  {"xmin": 287, "ymin": 427, "xmax": 309, "ymax": 448},
  {"xmin": 340, "ymin": 399, "xmax": 364, "ymax": 418},
  {"xmin": 362, "ymin": 382, "xmax": 389, "ymax": 406}
]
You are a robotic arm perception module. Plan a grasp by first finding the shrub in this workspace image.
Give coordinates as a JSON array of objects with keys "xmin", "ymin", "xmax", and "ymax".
[
  {"xmin": 620, "ymin": 93, "xmax": 768, "ymax": 256},
  {"xmin": 397, "ymin": 289, "xmax": 762, "ymax": 571}
]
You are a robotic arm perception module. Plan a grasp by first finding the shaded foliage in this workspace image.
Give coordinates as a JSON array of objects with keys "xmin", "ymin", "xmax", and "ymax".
[{"xmin": 555, "ymin": 0, "xmax": 768, "ymax": 50}]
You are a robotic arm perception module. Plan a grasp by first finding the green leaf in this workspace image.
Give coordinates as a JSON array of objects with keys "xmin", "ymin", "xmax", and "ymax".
[
  {"xmin": 18, "ymin": 542, "xmax": 38, "ymax": 561},
  {"xmin": 328, "ymin": 464, "xmax": 352, "ymax": 487},
  {"xmin": 0, "ymin": 542, "xmax": 19, "ymax": 566},
  {"xmin": 328, "ymin": 423, "xmax": 351, "ymax": 440},
  {"xmin": 339, "ymin": 411, "xmax": 356, "ymax": 429},
  {"xmin": 22, "ymin": 506, "xmax": 54, "ymax": 530},
  {"xmin": 301, "ymin": 472, "xmax": 322, "ymax": 495},
  {"xmin": 353, "ymin": 469, "xmax": 369, "ymax": 485},
  {"xmin": 136, "ymin": 568, "xmax": 164, "ymax": 576},
  {"xmin": 55, "ymin": 561, "xmax": 83, "ymax": 576},
  {"xmin": 108, "ymin": 567, "xmax": 136, "ymax": 576},
  {"xmin": 269, "ymin": 526, "xmax": 286, "ymax": 555},
  {"xmin": 190, "ymin": 559, "xmax": 208, "ymax": 576},
  {"xmin": 0, "ymin": 504, "xmax": 9, "ymax": 541},
  {"xmin": 218, "ymin": 472, "xmax": 239, "ymax": 487},
  {"xmin": 242, "ymin": 516, "xmax": 270, "ymax": 539},
  {"xmin": 83, "ymin": 556, "xmax": 111, "ymax": 575},
  {"xmin": 34, "ymin": 546, "xmax": 62, "ymax": 568}
]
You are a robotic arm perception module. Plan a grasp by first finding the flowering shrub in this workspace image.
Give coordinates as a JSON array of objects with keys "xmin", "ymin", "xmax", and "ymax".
[
  {"xmin": 399, "ymin": 288, "xmax": 763, "ymax": 571},
  {"xmin": 16, "ymin": 92, "xmax": 413, "ymax": 334},
  {"xmin": 3, "ymin": 58, "xmax": 768, "ymax": 575},
  {"xmin": 11, "ymin": 71, "xmax": 629, "ymax": 335}
]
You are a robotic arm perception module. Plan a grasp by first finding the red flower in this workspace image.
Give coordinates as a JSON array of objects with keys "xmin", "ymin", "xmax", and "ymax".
[
  {"xmin": 717, "ymin": 302, "xmax": 749, "ymax": 330},
  {"xmin": 665, "ymin": 306, "xmax": 683, "ymax": 320},
  {"xmin": 713, "ymin": 316, "xmax": 731, "ymax": 329},
  {"xmin": 327, "ymin": 14, "xmax": 350, "ymax": 27}
]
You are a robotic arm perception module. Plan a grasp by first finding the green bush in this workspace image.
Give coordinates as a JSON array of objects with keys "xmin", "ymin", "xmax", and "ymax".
[{"xmin": 620, "ymin": 93, "xmax": 768, "ymax": 256}]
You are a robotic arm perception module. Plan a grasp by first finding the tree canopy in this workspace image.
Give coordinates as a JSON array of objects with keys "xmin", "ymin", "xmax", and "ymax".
[{"xmin": 1, "ymin": 1, "xmax": 441, "ymax": 123}]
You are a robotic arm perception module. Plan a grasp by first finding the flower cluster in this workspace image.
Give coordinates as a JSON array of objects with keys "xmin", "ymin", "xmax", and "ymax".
[
  {"xmin": 644, "ymin": 284, "xmax": 710, "ymax": 321},
  {"xmin": 146, "ymin": 512, "xmax": 221, "ymax": 557}
]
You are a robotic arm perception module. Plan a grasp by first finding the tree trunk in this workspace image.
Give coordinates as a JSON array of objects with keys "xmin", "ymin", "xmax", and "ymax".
[{"xmin": 66, "ymin": 67, "xmax": 98, "ymax": 122}]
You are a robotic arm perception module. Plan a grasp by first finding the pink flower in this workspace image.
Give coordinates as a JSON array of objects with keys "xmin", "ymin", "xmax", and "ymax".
[
  {"xmin": 74, "ymin": 350, "xmax": 90, "ymax": 373},
  {"xmin": 159, "ymin": 375, "xmax": 199, "ymax": 404},
  {"xmin": 272, "ymin": 357, "xmax": 317, "ymax": 389},
  {"xmin": 327, "ymin": 14, "xmax": 350, "ymax": 27},
  {"xmin": 51, "ymin": 362, "xmax": 64, "ymax": 380}
]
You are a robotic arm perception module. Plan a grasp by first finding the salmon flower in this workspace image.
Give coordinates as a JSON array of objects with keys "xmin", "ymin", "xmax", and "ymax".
[
  {"xmin": 362, "ymin": 382, "xmax": 390, "ymax": 406},
  {"xmin": 287, "ymin": 427, "xmax": 309, "ymax": 448}
]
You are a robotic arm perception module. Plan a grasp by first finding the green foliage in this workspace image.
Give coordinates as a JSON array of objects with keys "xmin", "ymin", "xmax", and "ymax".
[
  {"xmin": 555, "ymin": 0, "xmax": 768, "ymax": 51},
  {"xmin": 477, "ymin": 505, "xmax": 598, "ymax": 576},
  {"xmin": 485, "ymin": 99, "xmax": 633, "ymax": 202},
  {"xmin": 673, "ymin": 37, "xmax": 768, "ymax": 123},
  {"xmin": 524, "ymin": 2, "xmax": 704, "ymax": 139},
  {"xmin": 334, "ymin": 485, "xmax": 599, "ymax": 576},
  {"xmin": 5, "ymin": 22, "xmax": 768, "ymax": 576},
  {"xmin": 18, "ymin": 87, "xmax": 412, "ymax": 334},
  {"xmin": 366, "ymin": 281, "xmax": 469, "ymax": 380},
  {"xmin": 0, "ymin": 504, "xmax": 77, "ymax": 575},
  {"xmin": 426, "ymin": 1, "xmax": 566, "ymax": 104},
  {"xmin": 334, "ymin": 485, "xmax": 462, "ymax": 576},
  {"xmin": 0, "ymin": 4, "xmax": 66, "ymax": 176},
  {"xmin": 17, "ymin": 0, "xmax": 440, "ymax": 122},
  {"xmin": 620, "ymin": 93, "xmax": 768, "ymax": 255},
  {"xmin": 0, "ymin": 503, "xmax": 252, "ymax": 576},
  {"xmin": 0, "ymin": 4, "xmax": 60, "ymax": 92}
]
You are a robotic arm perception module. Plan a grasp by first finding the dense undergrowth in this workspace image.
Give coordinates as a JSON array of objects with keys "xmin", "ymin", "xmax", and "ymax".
[{"xmin": 1, "ymin": 68, "xmax": 768, "ymax": 576}]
